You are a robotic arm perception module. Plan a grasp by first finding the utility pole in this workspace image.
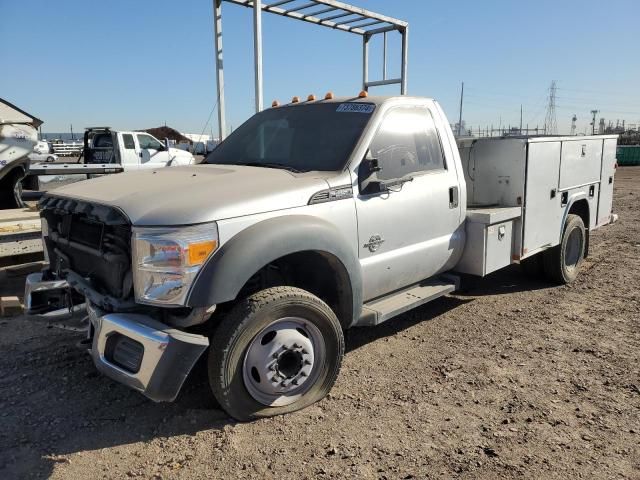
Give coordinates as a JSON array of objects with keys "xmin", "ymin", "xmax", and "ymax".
[
  {"xmin": 570, "ymin": 114, "xmax": 577, "ymax": 136},
  {"xmin": 457, "ymin": 81, "xmax": 464, "ymax": 136},
  {"xmin": 590, "ymin": 110, "xmax": 599, "ymax": 135}
]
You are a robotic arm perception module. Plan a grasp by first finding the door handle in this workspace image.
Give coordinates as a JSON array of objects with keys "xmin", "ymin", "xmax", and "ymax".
[{"xmin": 449, "ymin": 186, "xmax": 459, "ymax": 209}]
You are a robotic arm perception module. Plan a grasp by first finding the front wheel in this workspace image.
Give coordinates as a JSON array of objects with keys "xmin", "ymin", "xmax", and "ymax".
[
  {"xmin": 208, "ymin": 287, "xmax": 344, "ymax": 421},
  {"xmin": 543, "ymin": 214, "xmax": 586, "ymax": 284}
]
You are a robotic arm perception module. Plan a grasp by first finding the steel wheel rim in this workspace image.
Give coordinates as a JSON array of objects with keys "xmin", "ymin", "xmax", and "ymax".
[
  {"xmin": 565, "ymin": 227, "xmax": 582, "ymax": 270},
  {"xmin": 242, "ymin": 316, "xmax": 326, "ymax": 407}
]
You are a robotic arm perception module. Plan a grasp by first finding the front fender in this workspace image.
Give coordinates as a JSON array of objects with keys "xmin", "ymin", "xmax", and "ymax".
[{"xmin": 186, "ymin": 215, "xmax": 363, "ymax": 324}]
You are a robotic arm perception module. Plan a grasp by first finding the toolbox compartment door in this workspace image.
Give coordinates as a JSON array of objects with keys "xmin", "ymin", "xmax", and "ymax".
[
  {"xmin": 559, "ymin": 139, "xmax": 602, "ymax": 190},
  {"xmin": 522, "ymin": 141, "xmax": 562, "ymax": 257},
  {"xmin": 596, "ymin": 138, "xmax": 617, "ymax": 227}
]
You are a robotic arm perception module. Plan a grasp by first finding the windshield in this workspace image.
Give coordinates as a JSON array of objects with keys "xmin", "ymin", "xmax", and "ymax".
[{"xmin": 205, "ymin": 102, "xmax": 375, "ymax": 172}]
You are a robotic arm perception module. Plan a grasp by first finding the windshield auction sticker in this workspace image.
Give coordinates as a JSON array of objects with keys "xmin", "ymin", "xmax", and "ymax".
[{"xmin": 336, "ymin": 103, "xmax": 375, "ymax": 114}]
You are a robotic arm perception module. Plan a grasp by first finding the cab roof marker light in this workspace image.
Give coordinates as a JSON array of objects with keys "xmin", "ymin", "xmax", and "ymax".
[
  {"xmin": 291, "ymin": 96, "xmax": 300, "ymax": 103},
  {"xmin": 307, "ymin": 94, "xmax": 316, "ymax": 101},
  {"xmin": 272, "ymin": 100, "xmax": 280, "ymax": 107},
  {"xmin": 358, "ymin": 90, "xmax": 368, "ymax": 98},
  {"xmin": 325, "ymin": 92, "xmax": 334, "ymax": 100}
]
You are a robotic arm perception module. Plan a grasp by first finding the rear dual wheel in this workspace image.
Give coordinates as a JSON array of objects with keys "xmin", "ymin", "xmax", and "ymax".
[
  {"xmin": 208, "ymin": 287, "xmax": 344, "ymax": 421},
  {"xmin": 542, "ymin": 214, "xmax": 585, "ymax": 284},
  {"xmin": 521, "ymin": 214, "xmax": 586, "ymax": 284}
]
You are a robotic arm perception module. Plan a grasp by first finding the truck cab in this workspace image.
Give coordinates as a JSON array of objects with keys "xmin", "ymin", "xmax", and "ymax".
[
  {"xmin": 86, "ymin": 128, "xmax": 195, "ymax": 169},
  {"xmin": 24, "ymin": 95, "xmax": 617, "ymax": 421}
]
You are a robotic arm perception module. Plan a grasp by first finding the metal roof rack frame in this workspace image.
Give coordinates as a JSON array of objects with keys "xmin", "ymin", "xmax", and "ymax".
[{"xmin": 212, "ymin": 0, "xmax": 409, "ymax": 139}]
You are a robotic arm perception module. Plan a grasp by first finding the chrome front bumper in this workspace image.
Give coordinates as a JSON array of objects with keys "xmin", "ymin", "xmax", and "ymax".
[
  {"xmin": 25, "ymin": 272, "xmax": 209, "ymax": 402},
  {"xmin": 87, "ymin": 304, "xmax": 209, "ymax": 402}
]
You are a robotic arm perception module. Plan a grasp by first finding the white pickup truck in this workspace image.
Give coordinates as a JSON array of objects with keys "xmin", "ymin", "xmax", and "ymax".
[{"xmin": 25, "ymin": 94, "xmax": 618, "ymax": 420}]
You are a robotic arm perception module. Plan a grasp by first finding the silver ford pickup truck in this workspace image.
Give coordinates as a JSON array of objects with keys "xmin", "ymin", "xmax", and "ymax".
[{"xmin": 25, "ymin": 95, "xmax": 618, "ymax": 420}]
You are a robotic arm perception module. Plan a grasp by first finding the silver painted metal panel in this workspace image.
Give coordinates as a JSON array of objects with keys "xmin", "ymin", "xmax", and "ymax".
[
  {"xmin": 457, "ymin": 137, "xmax": 526, "ymax": 207},
  {"xmin": 455, "ymin": 207, "xmax": 519, "ymax": 277},
  {"xmin": 596, "ymin": 138, "xmax": 617, "ymax": 227},
  {"xmin": 466, "ymin": 206, "xmax": 521, "ymax": 224},
  {"xmin": 559, "ymin": 139, "xmax": 602, "ymax": 190},
  {"xmin": 522, "ymin": 141, "xmax": 563, "ymax": 256}
]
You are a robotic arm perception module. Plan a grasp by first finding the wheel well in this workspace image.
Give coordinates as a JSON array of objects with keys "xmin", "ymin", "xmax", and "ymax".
[
  {"xmin": 234, "ymin": 251, "xmax": 353, "ymax": 329},
  {"xmin": 568, "ymin": 199, "xmax": 590, "ymax": 257},
  {"xmin": 0, "ymin": 164, "xmax": 26, "ymax": 183}
]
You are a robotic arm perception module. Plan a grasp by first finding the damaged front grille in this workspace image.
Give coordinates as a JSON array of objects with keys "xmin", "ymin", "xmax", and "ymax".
[{"xmin": 40, "ymin": 195, "xmax": 133, "ymax": 303}]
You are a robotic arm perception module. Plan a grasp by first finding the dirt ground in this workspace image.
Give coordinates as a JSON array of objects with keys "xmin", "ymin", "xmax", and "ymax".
[{"xmin": 1, "ymin": 168, "xmax": 638, "ymax": 480}]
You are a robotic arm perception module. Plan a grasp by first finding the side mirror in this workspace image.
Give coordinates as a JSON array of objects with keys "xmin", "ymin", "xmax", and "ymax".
[{"xmin": 359, "ymin": 151, "xmax": 384, "ymax": 195}]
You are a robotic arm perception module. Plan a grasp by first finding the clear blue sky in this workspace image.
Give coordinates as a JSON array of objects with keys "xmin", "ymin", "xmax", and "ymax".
[{"xmin": 2, "ymin": 0, "xmax": 638, "ymax": 136}]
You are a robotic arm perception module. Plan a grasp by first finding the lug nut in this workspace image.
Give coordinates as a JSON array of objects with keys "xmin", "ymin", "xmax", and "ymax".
[
  {"xmin": 292, "ymin": 379, "xmax": 299, "ymax": 386},
  {"xmin": 300, "ymin": 371, "xmax": 308, "ymax": 377},
  {"xmin": 304, "ymin": 359, "xmax": 312, "ymax": 365}
]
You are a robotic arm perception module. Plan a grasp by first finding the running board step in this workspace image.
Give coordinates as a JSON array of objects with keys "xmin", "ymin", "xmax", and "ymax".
[{"xmin": 357, "ymin": 276, "xmax": 459, "ymax": 326}]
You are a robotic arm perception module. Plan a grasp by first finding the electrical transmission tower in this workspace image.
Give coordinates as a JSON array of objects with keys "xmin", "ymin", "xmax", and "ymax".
[
  {"xmin": 590, "ymin": 110, "xmax": 599, "ymax": 135},
  {"xmin": 544, "ymin": 81, "xmax": 558, "ymax": 135}
]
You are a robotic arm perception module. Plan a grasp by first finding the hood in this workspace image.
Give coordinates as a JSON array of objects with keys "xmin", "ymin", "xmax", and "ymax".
[
  {"xmin": 169, "ymin": 147, "xmax": 192, "ymax": 157},
  {"xmin": 49, "ymin": 165, "xmax": 330, "ymax": 225}
]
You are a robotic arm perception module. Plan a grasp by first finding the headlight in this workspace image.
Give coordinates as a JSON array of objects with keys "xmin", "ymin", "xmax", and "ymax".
[{"xmin": 132, "ymin": 223, "xmax": 219, "ymax": 306}]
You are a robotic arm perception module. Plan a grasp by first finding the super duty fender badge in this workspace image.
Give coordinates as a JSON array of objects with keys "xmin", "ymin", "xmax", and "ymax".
[{"xmin": 363, "ymin": 234, "xmax": 385, "ymax": 253}]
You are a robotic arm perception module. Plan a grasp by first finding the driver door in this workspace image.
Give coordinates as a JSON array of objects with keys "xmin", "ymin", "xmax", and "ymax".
[
  {"xmin": 354, "ymin": 105, "xmax": 463, "ymax": 301},
  {"xmin": 136, "ymin": 134, "xmax": 169, "ymax": 168}
]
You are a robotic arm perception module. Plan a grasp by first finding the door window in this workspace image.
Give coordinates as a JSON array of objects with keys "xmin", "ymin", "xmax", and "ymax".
[
  {"xmin": 122, "ymin": 134, "xmax": 135, "ymax": 149},
  {"xmin": 137, "ymin": 134, "xmax": 162, "ymax": 150},
  {"xmin": 370, "ymin": 107, "xmax": 445, "ymax": 181}
]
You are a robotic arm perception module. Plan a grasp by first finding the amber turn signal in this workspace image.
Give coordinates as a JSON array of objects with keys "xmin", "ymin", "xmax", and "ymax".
[{"xmin": 187, "ymin": 240, "xmax": 218, "ymax": 266}]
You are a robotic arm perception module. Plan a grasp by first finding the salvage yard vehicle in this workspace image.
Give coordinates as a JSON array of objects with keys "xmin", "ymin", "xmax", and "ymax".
[
  {"xmin": 25, "ymin": 95, "xmax": 618, "ymax": 420},
  {"xmin": 0, "ymin": 98, "xmax": 41, "ymax": 209},
  {"xmin": 26, "ymin": 127, "xmax": 196, "ymax": 192},
  {"xmin": 81, "ymin": 127, "xmax": 195, "ymax": 169}
]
